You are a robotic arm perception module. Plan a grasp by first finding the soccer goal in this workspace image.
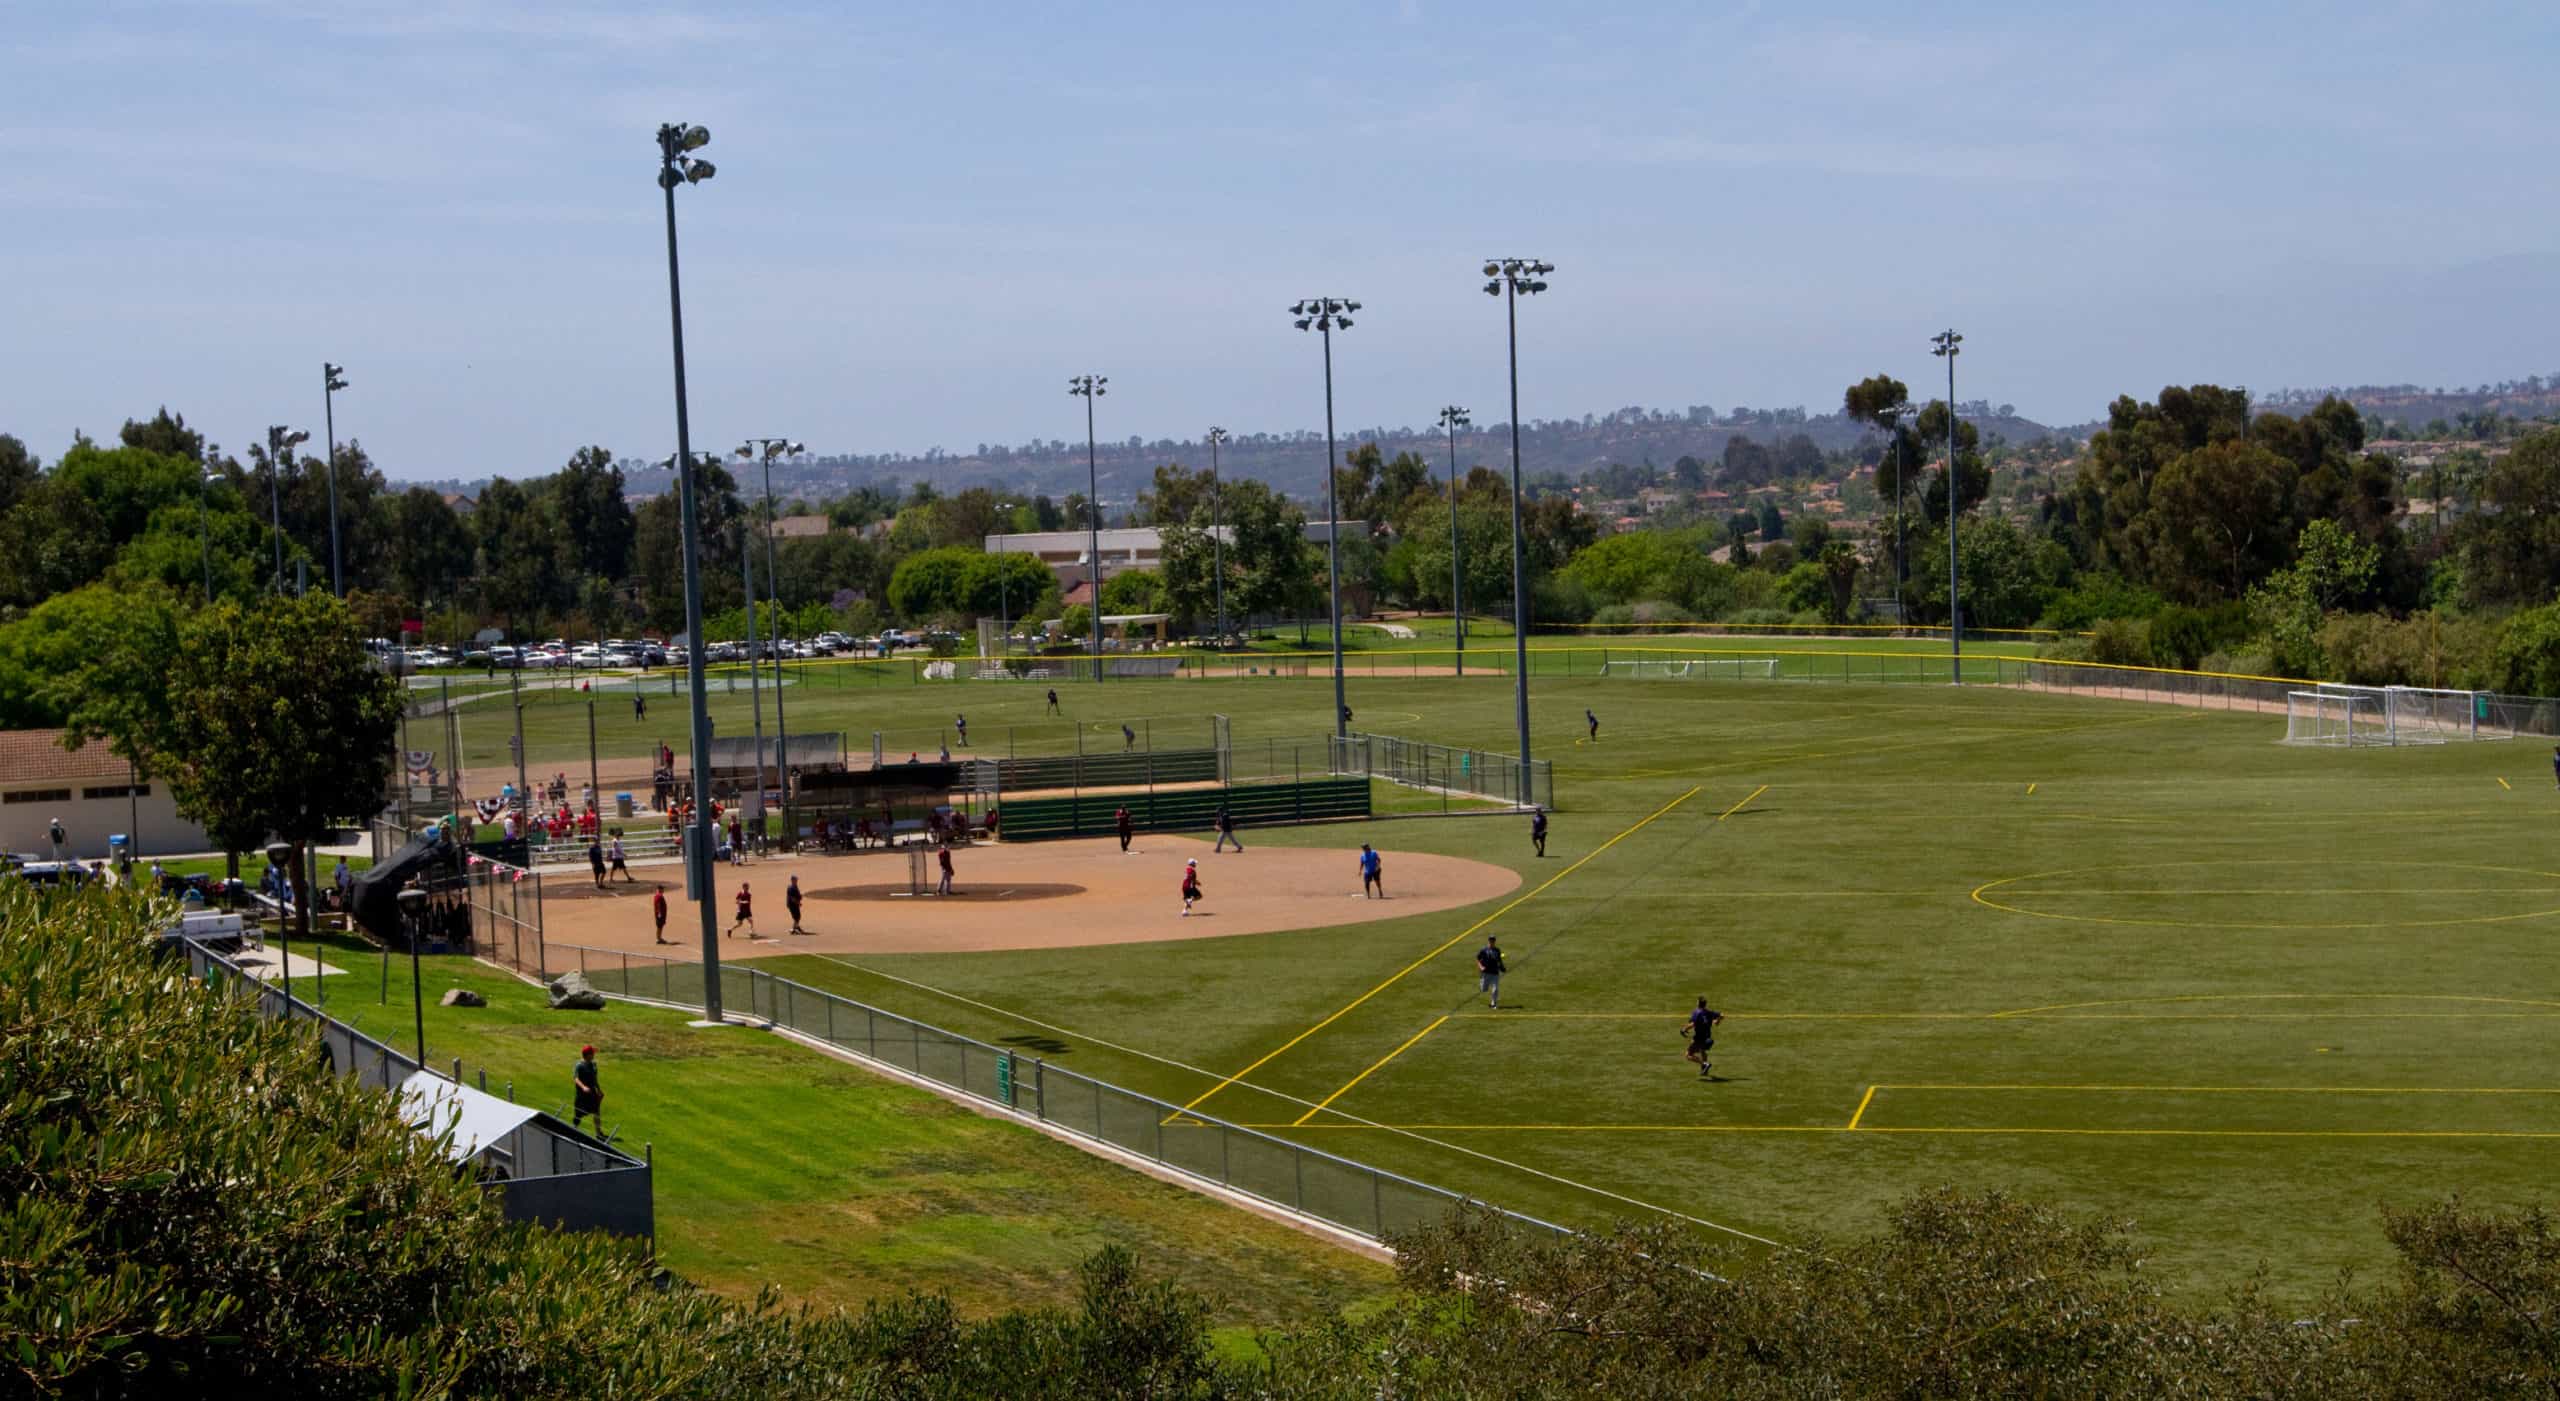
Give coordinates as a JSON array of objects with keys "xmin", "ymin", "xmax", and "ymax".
[
  {"xmin": 2284, "ymin": 684, "xmax": 2509, "ymax": 747},
  {"xmin": 1600, "ymin": 657, "xmax": 1780, "ymax": 680}
]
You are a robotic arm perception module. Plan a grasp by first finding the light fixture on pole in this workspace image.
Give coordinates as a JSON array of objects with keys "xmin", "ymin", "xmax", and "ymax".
[
  {"xmin": 322, "ymin": 363, "xmax": 349, "ymax": 597},
  {"xmin": 264, "ymin": 425, "xmax": 309, "ymax": 593},
  {"xmin": 654, "ymin": 119, "xmax": 725, "ymax": 1023},
  {"xmin": 1931, "ymin": 328, "xmax": 1963, "ymax": 685},
  {"xmin": 738, "ymin": 437, "xmax": 804, "ymax": 847},
  {"xmin": 1069, "ymin": 375, "xmax": 1108, "ymax": 677},
  {"xmin": 1436, "ymin": 405, "xmax": 1470, "ymax": 676},
  {"xmin": 994, "ymin": 498, "xmax": 1019, "ymax": 662},
  {"xmin": 1205, "ymin": 427, "xmax": 1228, "ymax": 649},
  {"xmin": 1291, "ymin": 298, "xmax": 1358, "ymax": 737},
  {"xmin": 1482, "ymin": 259, "xmax": 1551, "ymax": 798}
]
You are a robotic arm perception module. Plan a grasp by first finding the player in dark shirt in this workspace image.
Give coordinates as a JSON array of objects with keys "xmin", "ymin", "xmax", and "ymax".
[
  {"xmin": 1475, "ymin": 936, "xmax": 1506, "ymax": 1008},
  {"xmin": 571, "ymin": 1045, "xmax": 604, "ymax": 1130},
  {"xmin": 1586, "ymin": 709, "xmax": 1599, "ymax": 742},
  {"xmin": 1115, "ymin": 806, "xmax": 1134, "ymax": 853},
  {"xmin": 1684, "ymin": 998, "xmax": 1723, "ymax": 1079},
  {"xmin": 1530, "ymin": 807, "xmax": 1548, "ymax": 858}
]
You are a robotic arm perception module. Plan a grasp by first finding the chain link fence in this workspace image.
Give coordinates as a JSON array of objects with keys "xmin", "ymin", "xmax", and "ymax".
[
  {"xmin": 1328, "ymin": 734, "xmax": 1553, "ymax": 811},
  {"xmin": 540, "ymin": 942, "xmax": 1574, "ymax": 1253}
]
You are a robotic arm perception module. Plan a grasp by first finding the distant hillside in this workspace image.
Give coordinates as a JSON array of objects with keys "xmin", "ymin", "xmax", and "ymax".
[{"xmin": 620, "ymin": 403, "xmax": 2070, "ymax": 510}]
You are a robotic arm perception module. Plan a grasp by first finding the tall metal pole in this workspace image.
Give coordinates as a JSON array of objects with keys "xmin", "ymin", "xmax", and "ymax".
[
  {"xmin": 1933, "ymin": 329, "xmax": 1964, "ymax": 684},
  {"xmin": 1440, "ymin": 406, "xmax": 1468, "ymax": 676},
  {"xmin": 742, "ymin": 527, "xmax": 767, "ymax": 843},
  {"xmin": 759, "ymin": 449, "xmax": 792, "ymax": 847},
  {"xmin": 322, "ymin": 363, "xmax": 347, "ymax": 597},
  {"xmin": 198, "ymin": 472, "xmax": 215, "ymax": 603},
  {"xmin": 265, "ymin": 426, "xmax": 287, "ymax": 592},
  {"xmin": 1320, "ymin": 324, "xmax": 1347, "ymax": 737},
  {"xmin": 657, "ymin": 121, "xmax": 724, "ymax": 1022},
  {"xmin": 1071, "ymin": 376, "xmax": 1107, "ymax": 677},
  {"xmin": 1504, "ymin": 287, "xmax": 1530, "ymax": 788},
  {"xmin": 1208, "ymin": 427, "xmax": 1227, "ymax": 649}
]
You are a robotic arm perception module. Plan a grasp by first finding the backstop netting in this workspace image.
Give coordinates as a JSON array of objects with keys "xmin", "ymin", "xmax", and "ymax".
[
  {"xmin": 1599, "ymin": 657, "xmax": 1779, "ymax": 680},
  {"xmin": 2286, "ymin": 684, "xmax": 2509, "ymax": 746}
]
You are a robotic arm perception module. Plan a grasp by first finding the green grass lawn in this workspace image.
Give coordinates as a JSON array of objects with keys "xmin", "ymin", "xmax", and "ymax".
[
  {"xmin": 659, "ymin": 667, "xmax": 2560, "ymax": 1302},
  {"xmin": 309, "ymin": 939, "xmax": 1390, "ymax": 1334}
]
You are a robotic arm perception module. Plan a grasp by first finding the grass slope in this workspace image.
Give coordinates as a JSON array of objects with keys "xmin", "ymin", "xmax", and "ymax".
[{"xmin": 310, "ymin": 941, "xmax": 1389, "ymax": 1333}]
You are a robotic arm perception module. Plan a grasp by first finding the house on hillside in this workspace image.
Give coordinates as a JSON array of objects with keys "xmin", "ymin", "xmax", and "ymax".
[
  {"xmin": 441, "ymin": 492, "xmax": 477, "ymax": 516},
  {"xmin": 1636, "ymin": 486, "xmax": 1686, "ymax": 514},
  {"xmin": 771, "ymin": 514, "xmax": 833, "ymax": 540},
  {"xmin": 0, "ymin": 730, "xmax": 210, "ymax": 861}
]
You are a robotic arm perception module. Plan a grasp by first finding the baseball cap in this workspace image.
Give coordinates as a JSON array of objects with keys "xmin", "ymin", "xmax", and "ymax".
[
  {"xmin": 581, "ymin": 1045, "xmax": 595, "ymax": 1054},
  {"xmin": 1187, "ymin": 858, "xmax": 1198, "ymax": 867}
]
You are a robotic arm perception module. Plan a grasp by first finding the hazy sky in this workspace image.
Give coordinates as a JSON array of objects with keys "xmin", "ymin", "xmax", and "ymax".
[{"xmin": 8, "ymin": 2, "xmax": 2557, "ymax": 480}]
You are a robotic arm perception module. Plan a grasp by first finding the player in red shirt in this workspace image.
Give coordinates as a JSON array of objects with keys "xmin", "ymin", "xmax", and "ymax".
[{"xmin": 1180, "ymin": 859, "xmax": 1202, "ymax": 917}]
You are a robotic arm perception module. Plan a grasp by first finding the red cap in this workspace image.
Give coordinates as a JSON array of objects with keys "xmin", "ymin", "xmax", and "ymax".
[{"xmin": 581, "ymin": 1045, "xmax": 595, "ymax": 1055}]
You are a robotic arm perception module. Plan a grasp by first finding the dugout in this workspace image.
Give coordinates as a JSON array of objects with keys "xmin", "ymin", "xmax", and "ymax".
[{"xmin": 795, "ymin": 761, "xmax": 984, "ymax": 849}]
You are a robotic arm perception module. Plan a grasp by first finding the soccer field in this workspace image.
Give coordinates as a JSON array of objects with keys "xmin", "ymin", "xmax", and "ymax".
[{"xmin": 523, "ymin": 652, "xmax": 2556, "ymax": 1297}]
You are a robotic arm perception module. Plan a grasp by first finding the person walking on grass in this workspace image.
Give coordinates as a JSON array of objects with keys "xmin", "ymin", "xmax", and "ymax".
[
  {"xmin": 1586, "ymin": 708, "xmax": 1599, "ymax": 743},
  {"xmin": 587, "ymin": 836, "xmax": 607, "ymax": 889},
  {"xmin": 1475, "ymin": 936, "xmax": 1506, "ymax": 1009},
  {"xmin": 1685, "ymin": 997, "xmax": 1724, "ymax": 1079},
  {"xmin": 571, "ymin": 1045, "xmax": 604, "ymax": 1132},
  {"xmin": 1530, "ymin": 806, "xmax": 1548, "ymax": 858},
  {"xmin": 1214, "ymin": 806, "xmax": 1242, "ymax": 853},
  {"xmin": 1122, "ymin": 723, "xmax": 1137, "ymax": 751},
  {"xmin": 608, "ymin": 832, "xmax": 632, "ymax": 882},
  {"xmin": 1359, "ymin": 843, "xmax": 1384, "ymax": 899},
  {"xmin": 1116, "ymin": 806, "xmax": 1134, "ymax": 853},
  {"xmin": 634, "ymin": 692, "xmax": 646, "ymax": 722},
  {"xmin": 785, "ymin": 873, "xmax": 806, "ymax": 934},
  {"xmin": 727, "ymin": 881, "xmax": 757, "ymax": 939},
  {"xmin": 936, "ymin": 845, "xmax": 954, "ymax": 896},
  {"xmin": 955, "ymin": 713, "xmax": 968, "ymax": 747},
  {"xmin": 1046, "ymin": 688, "xmax": 1061, "ymax": 715},
  {"xmin": 652, "ymin": 885, "xmax": 670, "ymax": 944},
  {"xmin": 1180, "ymin": 858, "xmax": 1202, "ymax": 916}
]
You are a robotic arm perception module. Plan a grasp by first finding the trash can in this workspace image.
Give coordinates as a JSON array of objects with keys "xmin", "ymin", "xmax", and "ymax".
[{"xmin": 615, "ymin": 792, "xmax": 635, "ymax": 819}]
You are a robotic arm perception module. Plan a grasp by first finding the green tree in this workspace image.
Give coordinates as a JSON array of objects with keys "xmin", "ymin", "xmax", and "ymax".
[
  {"xmin": 379, "ymin": 487, "xmax": 477, "ymax": 609},
  {"xmin": 2457, "ymin": 426, "xmax": 2560, "ymax": 607},
  {"xmin": 471, "ymin": 478, "xmax": 573, "ymax": 627},
  {"xmin": 886, "ymin": 546, "xmax": 979, "ymax": 620},
  {"xmin": 1164, "ymin": 477, "xmax": 1309, "ymax": 624},
  {"xmin": 2494, "ymin": 601, "xmax": 2560, "ymax": 696},
  {"xmin": 543, "ymin": 446, "xmax": 636, "ymax": 583},
  {"xmin": 963, "ymin": 550, "xmax": 1057, "ymax": 620},
  {"xmin": 2150, "ymin": 438, "xmax": 2299, "ymax": 601},
  {"xmin": 1135, "ymin": 463, "xmax": 1214, "ymax": 527},
  {"xmin": 1100, "ymin": 567, "xmax": 1167, "ymax": 615}
]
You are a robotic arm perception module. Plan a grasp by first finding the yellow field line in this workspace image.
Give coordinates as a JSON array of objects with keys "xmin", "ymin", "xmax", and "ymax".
[
  {"xmin": 2498, "ymin": 776, "xmax": 2512, "ymax": 790},
  {"xmin": 1168, "ymin": 786, "xmax": 1703, "ymax": 1120},
  {"xmin": 1991, "ymin": 991, "xmax": 2560, "ymax": 1019},
  {"xmin": 1291, "ymin": 1016, "xmax": 1448, "ymax": 1126},
  {"xmin": 1847, "ymin": 1085, "xmax": 1878, "ymax": 1130},
  {"xmin": 2025, "ymin": 782, "xmax": 2036, "ymax": 795},
  {"xmin": 1449, "ymin": 1011, "xmax": 2560, "ymax": 1021},
  {"xmin": 1249, "ymin": 1124, "xmax": 2560, "ymax": 1140},
  {"xmin": 1882, "ymin": 1082, "xmax": 2560, "ymax": 1095},
  {"xmin": 1716, "ymin": 784, "xmax": 1769, "ymax": 821}
]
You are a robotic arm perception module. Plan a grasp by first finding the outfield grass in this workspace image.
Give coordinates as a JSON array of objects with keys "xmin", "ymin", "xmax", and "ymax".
[
  {"xmin": 640, "ymin": 666, "xmax": 2560, "ymax": 1301},
  {"xmin": 308, "ymin": 938, "xmax": 1390, "ymax": 1334}
]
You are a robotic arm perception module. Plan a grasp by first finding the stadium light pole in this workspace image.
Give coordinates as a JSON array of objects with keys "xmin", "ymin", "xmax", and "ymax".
[
  {"xmin": 1437, "ymin": 405, "xmax": 1470, "ymax": 676},
  {"xmin": 739, "ymin": 436, "xmax": 803, "ymax": 847},
  {"xmin": 1206, "ymin": 427, "xmax": 1228, "ymax": 649},
  {"xmin": 322, "ymin": 363, "xmax": 348, "ymax": 596},
  {"xmin": 1292, "ymin": 299, "xmax": 1358, "ymax": 738},
  {"xmin": 264, "ymin": 425, "xmax": 309, "ymax": 593},
  {"xmin": 994, "ymin": 498, "xmax": 1020, "ymax": 657},
  {"xmin": 1932, "ymin": 328, "xmax": 1963, "ymax": 684},
  {"xmin": 1070, "ymin": 375, "xmax": 1108, "ymax": 676},
  {"xmin": 655, "ymin": 119, "xmax": 725, "ymax": 1022},
  {"xmin": 1484, "ymin": 259, "xmax": 1551, "ymax": 800}
]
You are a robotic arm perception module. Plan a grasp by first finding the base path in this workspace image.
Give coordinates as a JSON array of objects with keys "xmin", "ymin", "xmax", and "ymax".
[{"xmin": 536, "ymin": 834, "xmax": 1523, "ymax": 956}]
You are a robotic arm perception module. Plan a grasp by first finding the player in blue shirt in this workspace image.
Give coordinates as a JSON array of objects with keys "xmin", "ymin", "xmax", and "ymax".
[
  {"xmin": 1684, "ymin": 998, "xmax": 1723, "ymax": 1080},
  {"xmin": 1359, "ymin": 843, "xmax": 1384, "ymax": 899}
]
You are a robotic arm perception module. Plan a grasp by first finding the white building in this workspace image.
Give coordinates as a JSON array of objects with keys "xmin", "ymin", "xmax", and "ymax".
[
  {"xmin": 0, "ymin": 729, "xmax": 210, "ymax": 860},
  {"xmin": 987, "ymin": 521, "xmax": 1371, "ymax": 590}
]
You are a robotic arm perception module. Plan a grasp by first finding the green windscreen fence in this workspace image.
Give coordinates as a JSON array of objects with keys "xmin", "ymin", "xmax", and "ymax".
[{"xmin": 999, "ymin": 777, "xmax": 1369, "ymax": 841}]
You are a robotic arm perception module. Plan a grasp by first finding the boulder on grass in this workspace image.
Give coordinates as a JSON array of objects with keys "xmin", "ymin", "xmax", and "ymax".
[
  {"xmin": 438, "ymin": 987, "xmax": 486, "ymax": 1008},
  {"xmin": 547, "ymin": 969, "xmax": 607, "ymax": 1011}
]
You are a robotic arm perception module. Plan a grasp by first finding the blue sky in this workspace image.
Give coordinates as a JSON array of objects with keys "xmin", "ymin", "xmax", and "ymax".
[{"xmin": 7, "ymin": 1, "xmax": 2557, "ymax": 480}]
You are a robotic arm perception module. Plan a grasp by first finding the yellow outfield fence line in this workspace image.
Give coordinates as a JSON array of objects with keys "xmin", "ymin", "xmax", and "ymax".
[{"xmin": 1534, "ymin": 619, "xmax": 2086, "ymax": 639}]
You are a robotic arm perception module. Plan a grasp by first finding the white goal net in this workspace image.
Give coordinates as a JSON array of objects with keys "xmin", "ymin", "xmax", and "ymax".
[
  {"xmin": 1600, "ymin": 657, "xmax": 1780, "ymax": 680},
  {"xmin": 2284, "ymin": 684, "xmax": 2508, "ymax": 746}
]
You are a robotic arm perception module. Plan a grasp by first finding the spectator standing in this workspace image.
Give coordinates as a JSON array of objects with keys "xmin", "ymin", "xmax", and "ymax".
[{"xmin": 587, "ymin": 837, "xmax": 607, "ymax": 889}]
